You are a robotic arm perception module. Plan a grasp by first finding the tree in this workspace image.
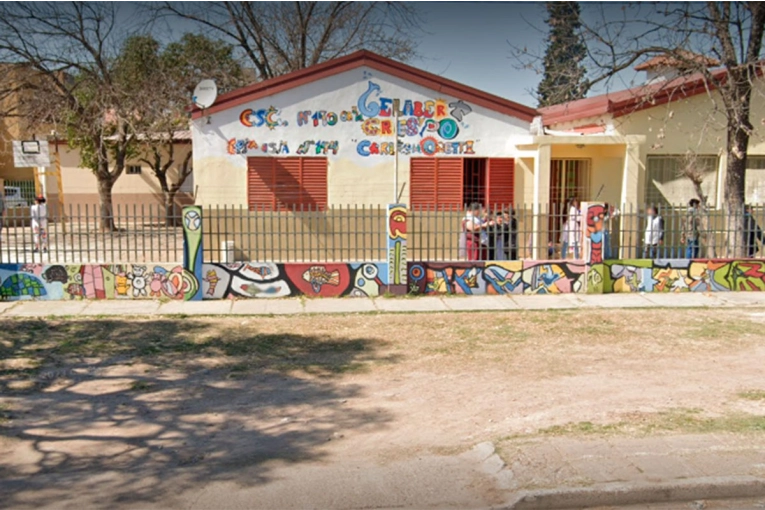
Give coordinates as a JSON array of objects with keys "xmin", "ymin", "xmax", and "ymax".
[
  {"xmin": 116, "ymin": 34, "xmax": 245, "ymax": 224},
  {"xmin": 513, "ymin": 2, "xmax": 765, "ymax": 257},
  {"xmin": 157, "ymin": 1, "xmax": 420, "ymax": 80},
  {"xmin": 537, "ymin": 2, "xmax": 588, "ymax": 107},
  {"xmin": 0, "ymin": 2, "xmax": 139, "ymax": 230}
]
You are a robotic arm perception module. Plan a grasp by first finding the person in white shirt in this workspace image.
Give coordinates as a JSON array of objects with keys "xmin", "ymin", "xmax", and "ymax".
[
  {"xmin": 31, "ymin": 195, "xmax": 48, "ymax": 253},
  {"xmin": 643, "ymin": 205, "xmax": 665, "ymax": 259},
  {"xmin": 560, "ymin": 198, "xmax": 581, "ymax": 259}
]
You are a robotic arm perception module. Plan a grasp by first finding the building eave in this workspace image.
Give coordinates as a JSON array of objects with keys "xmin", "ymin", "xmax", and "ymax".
[{"xmin": 191, "ymin": 50, "xmax": 538, "ymax": 123}]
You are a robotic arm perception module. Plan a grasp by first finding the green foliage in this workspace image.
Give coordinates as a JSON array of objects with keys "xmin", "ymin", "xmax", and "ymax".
[{"xmin": 537, "ymin": 2, "xmax": 588, "ymax": 107}]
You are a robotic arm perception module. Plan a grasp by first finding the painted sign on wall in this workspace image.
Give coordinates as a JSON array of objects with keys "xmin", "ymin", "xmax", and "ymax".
[{"xmin": 228, "ymin": 72, "xmax": 482, "ymax": 159}]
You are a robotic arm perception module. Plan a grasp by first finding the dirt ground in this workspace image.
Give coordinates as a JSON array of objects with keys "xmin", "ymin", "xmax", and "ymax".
[{"xmin": 3, "ymin": 309, "xmax": 765, "ymax": 509}]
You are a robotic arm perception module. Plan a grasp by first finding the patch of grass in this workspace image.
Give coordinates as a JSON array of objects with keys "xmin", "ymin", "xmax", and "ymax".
[
  {"xmin": 686, "ymin": 317, "xmax": 763, "ymax": 340},
  {"xmin": 738, "ymin": 390, "xmax": 765, "ymax": 401},
  {"xmin": 503, "ymin": 408, "xmax": 765, "ymax": 441}
]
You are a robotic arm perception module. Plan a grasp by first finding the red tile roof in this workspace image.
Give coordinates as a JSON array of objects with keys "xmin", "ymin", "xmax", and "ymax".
[
  {"xmin": 634, "ymin": 51, "xmax": 720, "ymax": 71},
  {"xmin": 540, "ymin": 67, "xmax": 733, "ymax": 126},
  {"xmin": 191, "ymin": 50, "xmax": 537, "ymax": 122}
]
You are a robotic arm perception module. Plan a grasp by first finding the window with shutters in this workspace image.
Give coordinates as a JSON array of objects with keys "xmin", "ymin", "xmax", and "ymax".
[
  {"xmin": 409, "ymin": 157, "xmax": 514, "ymax": 209},
  {"xmin": 247, "ymin": 157, "xmax": 328, "ymax": 210}
]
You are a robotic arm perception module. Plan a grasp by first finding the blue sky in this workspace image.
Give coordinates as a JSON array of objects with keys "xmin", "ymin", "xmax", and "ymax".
[
  {"xmin": 411, "ymin": 2, "xmax": 548, "ymax": 106},
  {"xmin": 152, "ymin": 1, "xmax": 648, "ymax": 107},
  {"xmin": 409, "ymin": 2, "xmax": 642, "ymax": 107}
]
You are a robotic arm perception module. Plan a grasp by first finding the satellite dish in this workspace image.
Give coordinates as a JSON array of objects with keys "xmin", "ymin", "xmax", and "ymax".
[{"xmin": 192, "ymin": 80, "xmax": 218, "ymax": 109}]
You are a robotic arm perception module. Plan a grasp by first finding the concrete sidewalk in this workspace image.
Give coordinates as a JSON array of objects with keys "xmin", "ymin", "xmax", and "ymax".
[{"xmin": 1, "ymin": 291, "xmax": 765, "ymax": 317}]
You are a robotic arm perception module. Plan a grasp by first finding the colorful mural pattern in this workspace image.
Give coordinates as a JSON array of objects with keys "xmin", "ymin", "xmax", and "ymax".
[
  {"xmin": 606, "ymin": 259, "xmax": 765, "ymax": 293},
  {"xmin": 201, "ymin": 262, "xmax": 388, "ymax": 299},
  {"xmin": 0, "ymin": 264, "xmax": 196, "ymax": 301},
  {"xmin": 584, "ymin": 202, "xmax": 606, "ymax": 265},
  {"xmin": 182, "ymin": 206, "xmax": 203, "ymax": 301},
  {"xmin": 232, "ymin": 73, "xmax": 477, "ymax": 158},
  {"xmin": 387, "ymin": 204, "xmax": 407, "ymax": 287},
  {"xmin": 407, "ymin": 261, "xmax": 586, "ymax": 295},
  {"xmin": 353, "ymin": 80, "xmax": 476, "ymax": 157}
]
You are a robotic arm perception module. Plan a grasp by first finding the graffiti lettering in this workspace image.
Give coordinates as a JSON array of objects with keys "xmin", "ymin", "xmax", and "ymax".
[
  {"xmin": 240, "ymin": 106, "xmax": 287, "ymax": 129},
  {"xmin": 227, "ymin": 138, "xmax": 290, "ymax": 155},
  {"xmin": 355, "ymin": 139, "xmax": 475, "ymax": 157},
  {"xmin": 297, "ymin": 140, "xmax": 339, "ymax": 155},
  {"xmin": 357, "ymin": 80, "xmax": 382, "ymax": 118}
]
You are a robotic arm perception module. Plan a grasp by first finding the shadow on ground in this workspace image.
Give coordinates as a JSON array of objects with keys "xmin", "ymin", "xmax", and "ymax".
[{"xmin": 0, "ymin": 318, "xmax": 397, "ymax": 508}]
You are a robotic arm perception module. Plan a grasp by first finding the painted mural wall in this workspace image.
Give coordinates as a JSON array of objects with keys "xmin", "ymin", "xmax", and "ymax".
[
  {"xmin": 407, "ymin": 261, "xmax": 586, "ymax": 295},
  {"xmin": 201, "ymin": 262, "xmax": 388, "ymax": 299},
  {"xmin": 605, "ymin": 259, "xmax": 765, "ymax": 293},
  {"xmin": 0, "ymin": 264, "xmax": 198, "ymax": 301},
  {"xmin": 191, "ymin": 66, "xmax": 531, "ymax": 206}
]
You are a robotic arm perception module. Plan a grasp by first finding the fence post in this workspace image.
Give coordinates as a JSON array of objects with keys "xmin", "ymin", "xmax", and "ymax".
[
  {"xmin": 182, "ymin": 205, "xmax": 203, "ymax": 301},
  {"xmin": 386, "ymin": 203, "xmax": 408, "ymax": 295}
]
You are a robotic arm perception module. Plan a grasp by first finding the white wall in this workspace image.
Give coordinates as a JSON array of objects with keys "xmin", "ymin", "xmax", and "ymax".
[{"xmin": 192, "ymin": 66, "xmax": 532, "ymax": 206}]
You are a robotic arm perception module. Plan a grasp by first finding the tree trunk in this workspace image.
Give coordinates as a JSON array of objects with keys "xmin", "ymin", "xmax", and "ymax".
[
  {"xmin": 725, "ymin": 125, "xmax": 749, "ymax": 257},
  {"xmin": 164, "ymin": 189, "xmax": 179, "ymax": 227},
  {"xmin": 97, "ymin": 176, "xmax": 116, "ymax": 232}
]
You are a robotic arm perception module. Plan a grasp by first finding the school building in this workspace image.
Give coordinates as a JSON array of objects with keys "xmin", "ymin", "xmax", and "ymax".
[{"xmin": 191, "ymin": 50, "xmax": 765, "ymax": 218}]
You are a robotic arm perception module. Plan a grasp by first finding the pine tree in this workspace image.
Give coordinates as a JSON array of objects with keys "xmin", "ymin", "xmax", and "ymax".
[{"xmin": 537, "ymin": 2, "xmax": 588, "ymax": 107}]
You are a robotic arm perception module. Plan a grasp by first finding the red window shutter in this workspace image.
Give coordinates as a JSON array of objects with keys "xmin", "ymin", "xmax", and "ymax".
[
  {"xmin": 247, "ymin": 157, "xmax": 275, "ymax": 210},
  {"xmin": 274, "ymin": 158, "xmax": 302, "ymax": 209},
  {"xmin": 487, "ymin": 158, "xmax": 515, "ymax": 207},
  {"xmin": 435, "ymin": 158, "xmax": 464, "ymax": 210},
  {"xmin": 247, "ymin": 156, "xmax": 327, "ymax": 211},
  {"xmin": 410, "ymin": 158, "xmax": 437, "ymax": 207},
  {"xmin": 301, "ymin": 158, "xmax": 328, "ymax": 210}
]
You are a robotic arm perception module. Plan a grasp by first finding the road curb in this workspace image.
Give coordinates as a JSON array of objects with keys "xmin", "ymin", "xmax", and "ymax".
[{"xmin": 502, "ymin": 476, "xmax": 765, "ymax": 509}]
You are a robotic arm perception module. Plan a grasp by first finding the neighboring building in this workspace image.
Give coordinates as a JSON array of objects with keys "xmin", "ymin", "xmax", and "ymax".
[
  {"xmin": 0, "ymin": 63, "xmax": 194, "ymax": 211},
  {"xmin": 2, "ymin": 135, "xmax": 194, "ymax": 213},
  {"xmin": 191, "ymin": 50, "xmax": 537, "ymax": 210},
  {"xmin": 49, "ymin": 135, "xmax": 194, "ymax": 211},
  {"xmin": 539, "ymin": 57, "xmax": 765, "ymax": 209}
]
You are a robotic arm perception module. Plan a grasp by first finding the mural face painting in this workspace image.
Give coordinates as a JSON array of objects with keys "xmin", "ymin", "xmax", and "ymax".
[
  {"xmin": 387, "ymin": 204, "xmax": 407, "ymax": 287},
  {"xmin": 0, "ymin": 264, "xmax": 197, "ymax": 301},
  {"xmin": 201, "ymin": 262, "xmax": 388, "ymax": 299},
  {"xmin": 606, "ymin": 259, "xmax": 765, "ymax": 293},
  {"xmin": 585, "ymin": 203, "xmax": 606, "ymax": 265},
  {"xmin": 407, "ymin": 261, "xmax": 586, "ymax": 295}
]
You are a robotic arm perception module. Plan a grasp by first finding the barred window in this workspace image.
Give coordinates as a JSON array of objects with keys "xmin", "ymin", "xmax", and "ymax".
[{"xmin": 645, "ymin": 155, "xmax": 718, "ymax": 206}]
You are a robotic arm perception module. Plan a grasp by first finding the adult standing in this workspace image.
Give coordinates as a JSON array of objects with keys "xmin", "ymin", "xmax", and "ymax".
[
  {"xmin": 744, "ymin": 204, "xmax": 764, "ymax": 258},
  {"xmin": 643, "ymin": 205, "xmax": 665, "ymax": 259},
  {"xmin": 462, "ymin": 203, "xmax": 500, "ymax": 261},
  {"xmin": 560, "ymin": 197, "xmax": 581, "ymax": 259},
  {"xmin": 681, "ymin": 199, "xmax": 702, "ymax": 258}
]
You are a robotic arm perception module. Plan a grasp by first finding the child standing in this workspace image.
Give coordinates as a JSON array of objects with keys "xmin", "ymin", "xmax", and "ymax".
[{"xmin": 31, "ymin": 195, "xmax": 48, "ymax": 253}]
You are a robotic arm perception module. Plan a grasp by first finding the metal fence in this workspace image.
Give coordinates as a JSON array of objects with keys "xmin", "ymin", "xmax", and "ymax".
[
  {"xmin": 202, "ymin": 205, "xmax": 387, "ymax": 263},
  {"xmin": 411, "ymin": 202, "xmax": 765, "ymax": 262},
  {"xmin": 614, "ymin": 203, "xmax": 765, "ymax": 259},
  {"xmin": 2, "ymin": 202, "xmax": 764, "ymax": 265},
  {"xmin": 0, "ymin": 204, "xmax": 184, "ymax": 264}
]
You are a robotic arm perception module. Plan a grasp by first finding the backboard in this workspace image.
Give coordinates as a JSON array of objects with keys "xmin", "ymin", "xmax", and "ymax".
[{"xmin": 13, "ymin": 140, "xmax": 51, "ymax": 167}]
